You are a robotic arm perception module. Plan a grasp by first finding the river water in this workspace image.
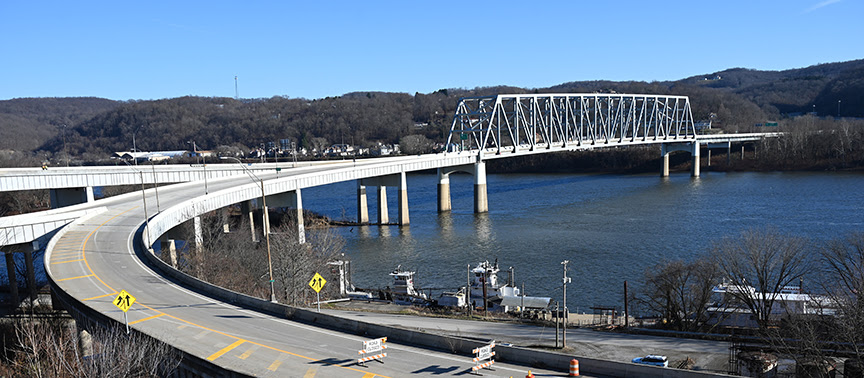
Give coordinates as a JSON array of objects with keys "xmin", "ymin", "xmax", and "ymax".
[{"xmin": 300, "ymin": 171, "xmax": 864, "ymax": 313}]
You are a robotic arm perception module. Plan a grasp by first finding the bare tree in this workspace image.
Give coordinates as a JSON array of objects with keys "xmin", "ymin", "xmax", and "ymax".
[
  {"xmin": 819, "ymin": 232, "xmax": 864, "ymax": 360},
  {"xmin": 640, "ymin": 258, "xmax": 721, "ymax": 331},
  {"xmin": 270, "ymin": 225, "xmax": 345, "ymax": 306},
  {"xmin": 712, "ymin": 228, "xmax": 812, "ymax": 329},
  {"xmin": 7, "ymin": 316, "xmax": 179, "ymax": 377}
]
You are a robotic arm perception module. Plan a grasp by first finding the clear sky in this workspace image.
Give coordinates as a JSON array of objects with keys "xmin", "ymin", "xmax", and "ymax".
[{"xmin": 2, "ymin": 0, "xmax": 862, "ymax": 101}]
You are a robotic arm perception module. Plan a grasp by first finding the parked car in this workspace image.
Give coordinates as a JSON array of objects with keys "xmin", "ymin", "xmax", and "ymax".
[{"xmin": 632, "ymin": 355, "xmax": 668, "ymax": 367}]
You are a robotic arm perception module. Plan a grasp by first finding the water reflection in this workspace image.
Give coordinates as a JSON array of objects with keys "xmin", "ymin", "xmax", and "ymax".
[
  {"xmin": 378, "ymin": 225, "xmax": 392, "ymax": 238},
  {"xmin": 437, "ymin": 212, "xmax": 454, "ymax": 240},
  {"xmin": 357, "ymin": 225, "xmax": 372, "ymax": 238},
  {"xmin": 474, "ymin": 213, "xmax": 493, "ymax": 243}
]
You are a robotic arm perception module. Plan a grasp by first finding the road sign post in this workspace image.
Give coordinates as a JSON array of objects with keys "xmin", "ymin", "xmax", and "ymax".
[
  {"xmin": 112, "ymin": 290, "xmax": 137, "ymax": 334},
  {"xmin": 308, "ymin": 272, "xmax": 327, "ymax": 312}
]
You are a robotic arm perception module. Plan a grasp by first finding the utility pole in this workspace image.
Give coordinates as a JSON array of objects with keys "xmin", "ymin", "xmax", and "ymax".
[
  {"xmin": 561, "ymin": 260, "xmax": 571, "ymax": 348},
  {"xmin": 235, "ymin": 76, "xmax": 239, "ymax": 100}
]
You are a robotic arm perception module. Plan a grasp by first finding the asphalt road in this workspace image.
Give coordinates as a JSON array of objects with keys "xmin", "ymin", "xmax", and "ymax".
[{"xmin": 45, "ymin": 163, "xmax": 578, "ymax": 377}]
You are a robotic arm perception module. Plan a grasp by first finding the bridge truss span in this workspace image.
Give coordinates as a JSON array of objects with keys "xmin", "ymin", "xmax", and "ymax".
[{"xmin": 447, "ymin": 93, "xmax": 697, "ymax": 154}]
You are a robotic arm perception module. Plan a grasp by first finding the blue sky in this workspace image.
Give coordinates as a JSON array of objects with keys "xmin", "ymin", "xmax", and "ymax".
[{"xmin": 1, "ymin": 0, "xmax": 861, "ymax": 101}]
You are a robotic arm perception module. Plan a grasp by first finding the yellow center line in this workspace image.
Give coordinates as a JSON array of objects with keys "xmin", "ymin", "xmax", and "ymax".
[
  {"xmin": 51, "ymin": 258, "xmax": 85, "ymax": 265},
  {"xmin": 207, "ymin": 339, "xmax": 245, "ymax": 361},
  {"xmin": 56, "ymin": 274, "xmax": 94, "ymax": 282},
  {"xmin": 83, "ymin": 292, "xmax": 118, "ymax": 301},
  {"xmin": 128, "ymin": 313, "xmax": 165, "ymax": 325},
  {"xmin": 73, "ymin": 206, "xmax": 393, "ymax": 378}
]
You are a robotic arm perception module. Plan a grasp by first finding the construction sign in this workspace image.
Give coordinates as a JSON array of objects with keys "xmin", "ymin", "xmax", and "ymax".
[
  {"xmin": 113, "ymin": 290, "xmax": 136, "ymax": 312},
  {"xmin": 358, "ymin": 337, "xmax": 387, "ymax": 365},
  {"xmin": 472, "ymin": 342, "xmax": 495, "ymax": 373}
]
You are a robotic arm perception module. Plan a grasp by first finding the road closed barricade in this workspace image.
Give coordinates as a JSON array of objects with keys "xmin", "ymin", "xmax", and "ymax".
[
  {"xmin": 357, "ymin": 337, "xmax": 387, "ymax": 365},
  {"xmin": 471, "ymin": 342, "xmax": 495, "ymax": 374}
]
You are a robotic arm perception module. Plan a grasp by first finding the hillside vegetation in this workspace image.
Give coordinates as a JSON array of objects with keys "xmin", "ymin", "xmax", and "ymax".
[{"xmin": 0, "ymin": 59, "xmax": 862, "ymax": 167}]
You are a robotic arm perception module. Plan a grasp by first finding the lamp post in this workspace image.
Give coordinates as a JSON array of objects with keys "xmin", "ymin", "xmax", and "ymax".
[
  {"xmin": 838, "ymin": 100, "xmax": 841, "ymax": 118},
  {"xmin": 132, "ymin": 124, "xmax": 147, "ymax": 165},
  {"xmin": 561, "ymin": 260, "xmax": 571, "ymax": 348},
  {"xmin": 221, "ymin": 156, "xmax": 276, "ymax": 303}
]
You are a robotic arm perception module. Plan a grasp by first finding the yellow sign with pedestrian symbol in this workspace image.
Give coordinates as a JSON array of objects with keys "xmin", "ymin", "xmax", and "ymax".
[
  {"xmin": 113, "ymin": 290, "xmax": 136, "ymax": 312},
  {"xmin": 309, "ymin": 273, "xmax": 326, "ymax": 293}
]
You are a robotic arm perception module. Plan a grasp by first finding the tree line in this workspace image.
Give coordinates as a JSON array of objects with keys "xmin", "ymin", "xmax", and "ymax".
[{"xmin": 638, "ymin": 228, "xmax": 864, "ymax": 368}]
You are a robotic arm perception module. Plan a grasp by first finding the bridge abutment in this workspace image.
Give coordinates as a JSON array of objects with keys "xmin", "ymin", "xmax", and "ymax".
[{"xmin": 49, "ymin": 186, "xmax": 95, "ymax": 209}]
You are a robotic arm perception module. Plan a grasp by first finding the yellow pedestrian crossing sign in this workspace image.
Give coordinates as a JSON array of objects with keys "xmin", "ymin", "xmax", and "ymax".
[
  {"xmin": 309, "ymin": 273, "xmax": 326, "ymax": 293},
  {"xmin": 113, "ymin": 290, "xmax": 136, "ymax": 312}
]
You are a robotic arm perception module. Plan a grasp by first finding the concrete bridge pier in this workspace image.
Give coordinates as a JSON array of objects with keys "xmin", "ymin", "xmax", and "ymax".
[
  {"xmin": 474, "ymin": 161, "xmax": 488, "ymax": 213},
  {"xmin": 49, "ymin": 187, "xmax": 95, "ymax": 209},
  {"xmin": 660, "ymin": 142, "xmax": 701, "ymax": 178},
  {"xmin": 240, "ymin": 200, "xmax": 258, "ymax": 242},
  {"xmin": 436, "ymin": 161, "xmax": 488, "ymax": 214},
  {"xmin": 2, "ymin": 242, "xmax": 40, "ymax": 304},
  {"xmin": 378, "ymin": 186, "xmax": 389, "ymax": 224},
  {"xmin": 356, "ymin": 183, "xmax": 369, "ymax": 224},
  {"xmin": 4, "ymin": 252, "xmax": 19, "ymax": 304},
  {"xmin": 437, "ymin": 169, "xmax": 451, "ymax": 212},
  {"xmin": 359, "ymin": 172, "xmax": 410, "ymax": 226},
  {"xmin": 268, "ymin": 190, "xmax": 306, "ymax": 244}
]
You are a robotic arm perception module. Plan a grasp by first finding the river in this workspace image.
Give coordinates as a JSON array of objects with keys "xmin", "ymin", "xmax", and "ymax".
[{"xmin": 300, "ymin": 170, "xmax": 864, "ymax": 314}]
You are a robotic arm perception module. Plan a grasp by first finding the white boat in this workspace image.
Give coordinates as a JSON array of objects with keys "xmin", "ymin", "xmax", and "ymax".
[
  {"xmin": 468, "ymin": 260, "xmax": 550, "ymax": 312},
  {"xmin": 388, "ymin": 265, "xmax": 429, "ymax": 305}
]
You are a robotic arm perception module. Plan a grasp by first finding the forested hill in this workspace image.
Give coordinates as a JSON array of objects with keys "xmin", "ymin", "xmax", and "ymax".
[
  {"xmin": 0, "ymin": 97, "xmax": 120, "ymax": 151},
  {"xmin": 1, "ymin": 59, "xmax": 861, "ymax": 163}
]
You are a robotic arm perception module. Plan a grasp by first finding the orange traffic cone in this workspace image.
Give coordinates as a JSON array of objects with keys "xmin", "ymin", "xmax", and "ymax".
[{"xmin": 525, "ymin": 371, "xmax": 535, "ymax": 378}]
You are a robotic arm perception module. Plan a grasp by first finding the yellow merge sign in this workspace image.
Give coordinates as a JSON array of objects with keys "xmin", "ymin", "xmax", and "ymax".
[
  {"xmin": 308, "ymin": 273, "xmax": 326, "ymax": 293},
  {"xmin": 113, "ymin": 290, "xmax": 136, "ymax": 312}
]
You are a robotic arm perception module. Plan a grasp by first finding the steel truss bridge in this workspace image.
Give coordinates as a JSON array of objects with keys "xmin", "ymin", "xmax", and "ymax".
[{"xmin": 447, "ymin": 93, "xmax": 697, "ymax": 155}]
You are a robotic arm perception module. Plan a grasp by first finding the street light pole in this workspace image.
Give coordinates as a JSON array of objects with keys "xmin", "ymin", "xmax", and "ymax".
[
  {"xmin": 561, "ymin": 260, "xmax": 571, "ymax": 348},
  {"xmin": 222, "ymin": 156, "xmax": 276, "ymax": 302}
]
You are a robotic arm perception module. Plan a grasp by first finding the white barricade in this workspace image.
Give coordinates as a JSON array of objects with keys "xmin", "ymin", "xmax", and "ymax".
[
  {"xmin": 357, "ymin": 337, "xmax": 387, "ymax": 365},
  {"xmin": 471, "ymin": 342, "xmax": 495, "ymax": 374}
]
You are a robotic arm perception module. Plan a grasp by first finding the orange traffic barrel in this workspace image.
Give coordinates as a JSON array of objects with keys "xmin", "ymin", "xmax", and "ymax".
[{"xmin": 570, "ymin": 358, "xmax": 579, "ymax": 376}]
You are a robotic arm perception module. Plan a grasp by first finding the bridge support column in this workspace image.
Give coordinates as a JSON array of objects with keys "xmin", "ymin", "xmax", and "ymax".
[
  {"xmin": 49, "ymin": 186, "xmax": 95, "ymax": 209},
  {"xmin": 474, "ymin": 162, "xmax": 488, "ymax": 213},
  {"xmin": 378, "ymin": 186, "xmax": 389, "ymax": 224},
  {"xmin": 267, "ymin": 190, "xmax": 306, "ymax": 244},
  {"xmin": 437, "ymin": 169, "xmax": 451, "ymax": 212},
  {"xmin": 193, "ymin": 216, "xmax": 203, "ymax": 253},
  {"xmin": 23, "ymin": 247, "xmax": 37, "ymax": 303},
  {"xmin": 398, "ymin": 171, "xmax": 409, "ymax": 226},
  {"xmin": 357, "ymin": 182, "xmax": 369, "ymax": 224},
  {"xmin": 661, "ymin": 144, "xmax": 670, "ymax": 177},
  {"xmin": 158, "ymin": 238, "xmax": 178, "ymax": 268},
  {"xmin": 4, "ymin": 252, "xmax": 19, "ymax": 305},
  {"xmin": 691, "ymin": 142, "xmax": 701, "ymax": 178},
  {"xmin": 241, "ymin": 201, "xmax": 258, "ymax": 242}
]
